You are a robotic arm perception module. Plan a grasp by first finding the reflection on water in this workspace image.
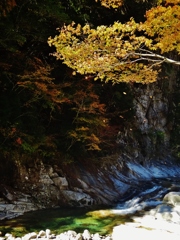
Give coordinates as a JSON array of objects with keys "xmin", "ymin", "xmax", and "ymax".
[{"xmin": 0, "ymin": 207, "xmax": 131, "ymax": 237}]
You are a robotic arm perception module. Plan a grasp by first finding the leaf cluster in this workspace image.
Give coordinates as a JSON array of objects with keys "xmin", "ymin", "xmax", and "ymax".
[
  {"xmin": 48, "ymin": 19, "xmax": 158, "ymax": 84},
  {"xmin": 49, "ymin": 0, "xmax": 180, "ymax": 86},
  {"xmin": 95, "ymin": 0, "xmax": 124, "ymax": 8},
  {"xmin": 141, "ymin": 0, "xmax": 180, "ymax": 53}
]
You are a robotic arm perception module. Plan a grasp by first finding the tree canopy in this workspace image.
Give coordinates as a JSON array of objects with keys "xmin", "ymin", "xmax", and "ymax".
[
  {"xmin": 0, "ymin": 0, "xmax": 134, "ymax": 167},
  {"xmin": 1, "ymin": 0, "xmax": 180, "ymax": 173},
  {"xmin": 48, "ymin": 0, "xmax": 180, "ymax": 84}
]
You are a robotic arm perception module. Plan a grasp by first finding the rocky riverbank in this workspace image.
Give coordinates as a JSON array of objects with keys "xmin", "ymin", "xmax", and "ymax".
[
  {"xmin": 1, "ymin": 157, "xmax": 180, "ymax": 221},
  {"xmin": 0, "ymin": 228, "xmax": 111, "ymax": 240}
]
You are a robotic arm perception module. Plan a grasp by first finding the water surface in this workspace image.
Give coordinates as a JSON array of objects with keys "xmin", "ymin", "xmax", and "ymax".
[{"xmin": 0, "ymin": 207, "xmax": 131, "ymax": 237}]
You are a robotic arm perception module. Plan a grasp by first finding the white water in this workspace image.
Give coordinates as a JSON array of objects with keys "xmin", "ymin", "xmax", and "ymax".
[
  {"xmin": 110, "ymin": 159, "xmax": 180, "ymax": 216},
  {"xmin": 112, "ymin": 185, "xmax": 164, "ymax": 215}
]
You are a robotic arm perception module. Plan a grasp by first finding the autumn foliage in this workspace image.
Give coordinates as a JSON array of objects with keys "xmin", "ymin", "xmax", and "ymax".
[
  {"xmin": 142, "ymin": 1, "xmax": 180, "ymax": 54},
  {"xmin": 0, "ymin": 0, "xmax": 16, "ymax": 16},
  {"xmin": 48, "ymin": 0, "xmax": 180, "ymax": 85},
  {"xmin": 95, "ymin": 0, "xmax": 124, "ymax": 8},
  {"xmin": 1, "ymin": 0, "xmax": 180, "ymax": 167}
]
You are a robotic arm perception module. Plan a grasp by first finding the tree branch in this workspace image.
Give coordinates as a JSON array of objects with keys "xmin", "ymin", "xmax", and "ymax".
[
  {"xmin": 117, "ymin": 48, "xmax": 180, "ymax": 67},
  {"xmin": 136, "ymin": 48, "xmax": 180, "ymax": 65}
]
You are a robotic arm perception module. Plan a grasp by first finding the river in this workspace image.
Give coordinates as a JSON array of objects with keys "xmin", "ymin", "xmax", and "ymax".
[{"xmin": 0, "ymin": 176, "xmax": 180, "ymax": 237}]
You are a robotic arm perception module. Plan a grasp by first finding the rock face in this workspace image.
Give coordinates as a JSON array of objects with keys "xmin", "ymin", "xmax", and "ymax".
[
  {"xmin": 0, "ymin": 156, "xmax": 180, "ymax": 220},
  {"xmin": 0, "ymin": 81, "xmax": 178, "ymax": 220},
  {"xmin": 116, "ymin": 80, "xmax": 175, "ymax": 169},
  {"xmin": 0, "ymin": 185, "xmax": 38, "ymax": 220}
]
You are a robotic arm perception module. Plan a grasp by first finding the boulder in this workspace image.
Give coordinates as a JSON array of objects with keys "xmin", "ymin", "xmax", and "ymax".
[
  {"xmin": 92, "ymin": 233, "xmax": 101, "ymax": 240},
  {"xmin": 147, "ymin": 203, "xmax": 180, "ymax": 223},
  {"xmin": 22, "ymin": 232, "xmax": 37, "ymax": 240},
  {"xmin": 67, "ymin": 230, "xmax": 77, "ymax": 238},
  {"xmin": 163, "ymin": 192, "xmax": 180, "ymax": 206},
  {"xmin": 37, "ymin": 230, "xmax": 46, "ymax": 238},
  {"xmin": 52, "ymin": 177, "xmax": 68, "ymax": 190},
  {"xmin": 82, "ymin": 229, "xmax": 91, "ymax": 240},
  {"xmin": 62, "ymin": 190, "xmax": 94, "ymax": 206}
]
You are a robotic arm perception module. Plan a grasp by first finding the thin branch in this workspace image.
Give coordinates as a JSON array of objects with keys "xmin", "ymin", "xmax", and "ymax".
[
  {"xmin": 138, "ymin": 48, "xmax": 180, "ymax": 65},
  {"xmin": 116, "ymin": 48, "xmax": 180, "ymax": 66}
]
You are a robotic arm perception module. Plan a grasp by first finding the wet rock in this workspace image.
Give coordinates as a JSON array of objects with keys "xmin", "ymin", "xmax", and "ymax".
[
  {"xmin": 0, "ymin": 191, "xmax": 38, "ymax": 220},
  {"xmin": 62, "ymin": 190, "xmax": 94, "ymax": 206}
]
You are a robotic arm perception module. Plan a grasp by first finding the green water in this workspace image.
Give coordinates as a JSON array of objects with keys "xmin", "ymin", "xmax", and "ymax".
[{"xmin": 0, "ymin": 207, "xmax": 131, "ymax": 237}]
